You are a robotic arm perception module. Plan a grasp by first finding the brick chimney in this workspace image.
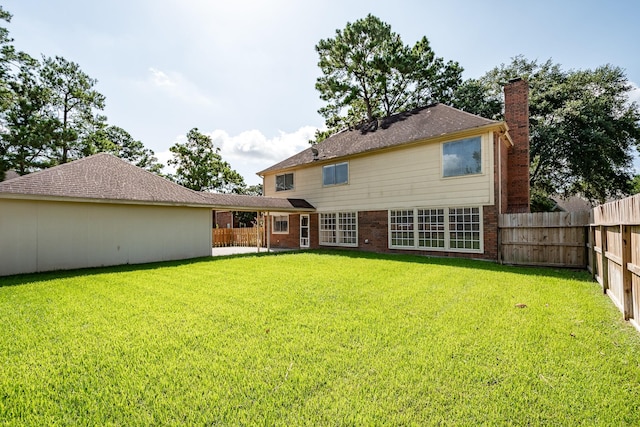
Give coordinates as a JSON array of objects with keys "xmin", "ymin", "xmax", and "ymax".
[{"xmin": 504, "ymin": 78, "xmax": 530, "ymax": 213}]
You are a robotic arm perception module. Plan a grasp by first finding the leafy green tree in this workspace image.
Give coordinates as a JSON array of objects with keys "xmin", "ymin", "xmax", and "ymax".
[
  {"xmin": 168, "ymin": 128, "xmax": 245, "ymax": 192},
  {"xmin": 39, "ymin": 56, "xmax": 106, "ymax": 164},
  {"xmin": 455, "ymin": 56, "xmax": 640, "ymax": 204},
  {"xmin": 451, "ymin": 79, "xmax": 502, "ymax": 120},
  {"xmin": 2, "ymin": 59, "xmax": 60, "ymax": 174},
  {"xmin": 0, "ymin": 5, "xmax": 17, "ymax": 111},
  {"xmin": 87, "ymin": 125, "xmax": 163, "ymax": 174},
  {"xmin": 233, "ymin": 184, "xmax": 264, "ymax": 227},
  {"xmin": 0, "ymin": 6, "xmax": 38, "ymax": 177},
  {"xmin": 314, "ymin": 14, "xmax": 462, "ymax": 142},
  {"xmin": 630, "ymin": 175, "xmax": 640, "ymax": 195},
  {"xmin": 1, "ymin": 7, "xmax": 153, "ymax": 180}
]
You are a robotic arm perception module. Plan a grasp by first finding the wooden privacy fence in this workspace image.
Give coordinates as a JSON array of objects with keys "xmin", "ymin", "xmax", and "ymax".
[
  {"xmin": 590, "ymin": 194, "xmax": 640, "ymax": 331},
  {"xmin": 499, "ymin": 211, "xmax": 591, "ymax": 268},
  {"xmin": 212, "ymin": 227, "xmax": 264, "ymax": 247}
]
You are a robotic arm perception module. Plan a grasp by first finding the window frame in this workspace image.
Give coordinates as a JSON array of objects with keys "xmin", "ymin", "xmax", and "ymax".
[
  {"xmin": 272, "ymin": 214, "xmax": 289, "ymax": 234},
  {"xmin": 275, "ymin": 172, "xmax": 294, "ymax": 192},
  {"xmin": 442, "ymin": 136, "xmax": 483, "ymax": 178},
  {"xmin": 322, "ymin": 162, "xmax": 349, "ymax": 187},
  {"xmin": 319, "ymin": 211, "xmax": 358, "ymax": 247},
  {"xmin": 388, "ymin": 206, "xmax": 483, "ymax": 253}
]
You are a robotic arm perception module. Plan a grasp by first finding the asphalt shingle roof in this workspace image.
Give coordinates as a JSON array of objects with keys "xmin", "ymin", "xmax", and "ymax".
[
  {"xmin": 0, "ymin": 153, "xmax": 314, "ymax": 211},
  {"xmin": 259, "ymin": 103, "xmax": 501, "ymax": 174},
  {"xmin": 0, "ymin": 153, "xmax": 212, "ymax": 205},
  {"xmin": 199, "ymin": 193, "xmax": 314, "ymax": 211}
]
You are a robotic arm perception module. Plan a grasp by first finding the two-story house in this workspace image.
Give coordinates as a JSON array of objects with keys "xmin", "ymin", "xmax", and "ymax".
[{"xmin": 257, "ymin": 78, "xmax": 530, "ymax": 261}]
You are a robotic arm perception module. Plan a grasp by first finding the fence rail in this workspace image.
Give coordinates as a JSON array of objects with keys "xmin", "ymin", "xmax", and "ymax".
[
  {"xmin": 499, "ymin": 211, "xmax": 591, "ymax": 268},
  {"xmin": 212, "ymin": 227, "xmax": 264, "ymax": 247},
  {"xmin": 590, "ymin": 195, "xmax": 640, "ymax": 331}
]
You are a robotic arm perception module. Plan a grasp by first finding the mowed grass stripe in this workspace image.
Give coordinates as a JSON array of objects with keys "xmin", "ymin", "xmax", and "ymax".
[{"xmin": 1, "ymin": 251, "xmax": 639, "ymax": 425}]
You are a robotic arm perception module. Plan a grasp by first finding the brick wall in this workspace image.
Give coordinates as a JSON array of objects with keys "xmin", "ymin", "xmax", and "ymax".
[
  {"xmin": 214, "ymin": 211, "xmax": 234, "ymax": 228},
  {"xmin": 504, "ymin": 78, "xmax": 530, "ymax": 213},
  {"xmin": 358, "ymin": 210, "xmax": 388, "ymax": 251},
  {"xmin": 268, "ymin": 213, "xmax": 300, "ymax": 249},
  {"xmin": 357, "ymin": 210, "xmax": 499, "ymax": 261}
]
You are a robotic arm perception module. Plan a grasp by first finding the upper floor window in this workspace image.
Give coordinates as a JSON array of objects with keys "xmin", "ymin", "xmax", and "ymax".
[
  {"xmin": 323, "ymin": 162, "xmax": 348, "ymax": 186},
  {"xmin": 275, "ymin": 173, "xmax": 294, "ymax": 191},
  {"xmin": 442, "ymin": 137, "xmax": 481, "ymax": 177}
]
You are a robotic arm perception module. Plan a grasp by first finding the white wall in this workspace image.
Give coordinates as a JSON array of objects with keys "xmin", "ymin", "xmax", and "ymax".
[
  {"xmin": 264, "ymin": 132, "xmax": 494, "ymax": 211},
  {"xmin": 0, "ymin": 199, "xmax": 212, "ymax": 276}
]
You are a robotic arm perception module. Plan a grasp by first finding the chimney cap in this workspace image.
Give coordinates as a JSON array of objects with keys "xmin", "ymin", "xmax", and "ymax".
[{"xmin": 507, "ymin": 77, "xmax": 524, "ymax": 83}]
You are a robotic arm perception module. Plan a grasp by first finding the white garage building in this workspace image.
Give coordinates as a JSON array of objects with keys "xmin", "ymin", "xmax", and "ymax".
[{"xmin": 0, "ymin": 153, "xmax": 313, "ymax": 276}]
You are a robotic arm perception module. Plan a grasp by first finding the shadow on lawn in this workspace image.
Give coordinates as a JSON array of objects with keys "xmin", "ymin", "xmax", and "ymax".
[
  {"xmin": 303, "ymin": 248, "xmax": 594, "ymax": 282},
  {"xmin": 0, "ymin": 248, "xmax": 593, "ymax": 288}
]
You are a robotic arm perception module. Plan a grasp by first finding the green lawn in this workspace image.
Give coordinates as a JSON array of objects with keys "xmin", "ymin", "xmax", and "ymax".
[{"xmin": 1, "ymin": 251, "xmax": 639, "ymax": 425}]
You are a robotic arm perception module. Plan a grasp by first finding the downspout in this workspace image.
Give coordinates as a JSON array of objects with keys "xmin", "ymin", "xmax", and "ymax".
[{"xmin": 498, "ymin": 134, "xmax": 502, "ymax": 214}]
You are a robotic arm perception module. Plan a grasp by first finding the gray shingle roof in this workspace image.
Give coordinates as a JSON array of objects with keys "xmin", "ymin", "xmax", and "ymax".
[
  {"xmin": 0, "ymin": 153, "xmax": 314, "ymax": 211},
  {"xmin": 1, "ymin": 170, "xmax": 19, "ymax": 181},
  {"xmin": 0, "ymin": 153, "xmax": 212, "ymax": 205},
  {"xmin": 200, "ymin": 193, "xmax": 314, "ymax": 211},
  {"xmin": 258, "ymin": 103, "xmax": 501, "ymax": 174}
]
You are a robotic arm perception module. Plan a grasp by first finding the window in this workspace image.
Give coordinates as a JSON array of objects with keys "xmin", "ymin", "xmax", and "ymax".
[
  {"xmin": 275, "ymin": 173, "xmax": 294, "ymax": 191},
  {"xmin": 273, "ymin": 215, "xmax": 289, "ymax": 233},
  {"xmin": 449, "ymin": 207, "xmax": 481, "ymax": 250},
  {"xmin": 390, "ymin": 210, "xmax": 414, "ymax": 247},
  {"xmin": 442, "ymin": 137, "xmax": 481, "ymax": 177},
  {"xmin": 322, "ymin": 162, "xmax": 348, "ymax": 186},
  {"xmin": 319, "ymin": 212, "xmax": 357, "ymax": 246},
  {"xmin": 389, "ymin": 207, "xmax": 482, "ymax": 252},
  {"xmin": 418, "ymin": 208, "xmax": 445, "ymax": 248}
]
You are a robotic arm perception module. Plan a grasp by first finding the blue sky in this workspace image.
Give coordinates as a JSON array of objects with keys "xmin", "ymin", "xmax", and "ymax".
[{"xmin": 4, "ymin": 0, "xmax": 640, "ymax": 184}]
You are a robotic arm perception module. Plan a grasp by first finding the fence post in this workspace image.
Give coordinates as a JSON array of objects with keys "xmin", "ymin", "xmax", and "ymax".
[
  {"xmin": 497, "ymin": 224, "xmax": 503, "ymax": 264},
  {"xmin": 588, "ymin": 226, "xmax": 596, "ymax": 278},
  {"xmin": 622, "ymin": 225, "xmax": 633, "ymax": 320},
  {"xmin": 600, "ymin": 225, "xmax": 609, "ymax": 293}
]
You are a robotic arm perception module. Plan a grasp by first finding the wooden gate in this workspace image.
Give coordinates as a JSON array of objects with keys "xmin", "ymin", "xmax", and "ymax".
[{"xmin": 499, "ymin": 211, "xmax": 591, "ymax": 267}]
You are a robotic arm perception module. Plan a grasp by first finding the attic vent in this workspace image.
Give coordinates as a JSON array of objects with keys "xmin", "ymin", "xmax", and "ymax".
[{"xmin": 311, "ymin": 146, "xmax": 319, "ymax": 160}]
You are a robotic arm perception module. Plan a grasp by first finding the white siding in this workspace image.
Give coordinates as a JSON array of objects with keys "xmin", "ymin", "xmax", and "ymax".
[
  {"xmin": 0, "ymin": 199, "xmax": 212, "ymax": 276},
  {"xmin": 264, "ymin": 132, "xmax": 494, "ymax": 211}
]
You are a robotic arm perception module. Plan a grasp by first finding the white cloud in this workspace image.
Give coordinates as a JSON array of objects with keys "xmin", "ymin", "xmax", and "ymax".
[
  {"xmin": 146, "ymin": 67, "xmax": 215, "ymax": 107},
  {"xmin": 158, "ymin": 126, "xmax": 317, "ymax": 186}
]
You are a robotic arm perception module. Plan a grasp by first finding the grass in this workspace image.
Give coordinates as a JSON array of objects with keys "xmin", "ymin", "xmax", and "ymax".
[{"xmin": 1, "ymin": 250, "xmax": 640, "ymax": 425}]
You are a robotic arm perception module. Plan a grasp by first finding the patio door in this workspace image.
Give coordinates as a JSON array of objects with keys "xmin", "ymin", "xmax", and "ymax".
[{"xmin": 300, "ymin": 214, "xmax": 310, "ymax": 248}]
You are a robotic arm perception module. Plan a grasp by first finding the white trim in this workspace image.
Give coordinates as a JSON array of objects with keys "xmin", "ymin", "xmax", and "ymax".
[
  {"xmin": 441, "ymin": 136, "xmax": 484, "ymax": 179},
  {"xmin": 319, "ymin": 211, "xmax": 358, "ymax": 247},
  {"xmin": 322, "ymin": 161, "xmax": 349, "ymax": 187},
  {"xmin": 300, "ymin": 214, "xmax": 310, "ymax": 248},
  {"xmin": 275, "ymin": 172, "xmax": 294, "ymax": 192},
  {"xmin": 388, "ymin": 206, "xmax": 483, "ymax": 254},
  {"xmin": 272, "ymin": 214, "xmax": 289, "ymax": 234}
]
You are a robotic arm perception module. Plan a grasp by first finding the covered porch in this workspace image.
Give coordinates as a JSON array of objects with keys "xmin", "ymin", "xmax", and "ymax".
[{"xmin": 199, "ymin": 192, "xmax": 315, "ymax": 253}]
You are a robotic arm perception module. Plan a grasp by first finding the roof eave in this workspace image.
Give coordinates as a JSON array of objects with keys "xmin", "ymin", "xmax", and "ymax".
[
  {"xmin": 0, "ymin": 193, "xmax": 213, "ymax": 208},
  {"xmin": 210, "ymin": 204, "xmax": 316, "ymax": 212}
]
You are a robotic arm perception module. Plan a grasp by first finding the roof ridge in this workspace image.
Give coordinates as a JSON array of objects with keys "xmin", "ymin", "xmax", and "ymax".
[{"xmin": 0, "ymin": 152, "xmax": 118, "ymax": 185}]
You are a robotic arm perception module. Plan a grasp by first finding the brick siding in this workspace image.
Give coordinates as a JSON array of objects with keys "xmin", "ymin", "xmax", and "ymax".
[{"xmin": 504, "ymin": 78, "xmax": 530, "ymax": 213}]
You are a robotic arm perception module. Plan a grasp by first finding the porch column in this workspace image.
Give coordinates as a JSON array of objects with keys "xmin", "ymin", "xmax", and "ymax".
[{"xmin": 266, "ymin": 212, "xmax": 271, "ymax": 252}]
